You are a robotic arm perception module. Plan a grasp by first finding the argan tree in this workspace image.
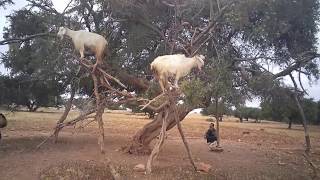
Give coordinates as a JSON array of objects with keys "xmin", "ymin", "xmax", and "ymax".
[{"xmin": 0, "ymin": 0, "xmax": 319, "ymax": 153}]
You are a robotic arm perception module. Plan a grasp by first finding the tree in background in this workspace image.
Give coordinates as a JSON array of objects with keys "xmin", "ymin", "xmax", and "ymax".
[{"xmin": 261, "ymin": 94, "xmax": 319, "ymax": 127}]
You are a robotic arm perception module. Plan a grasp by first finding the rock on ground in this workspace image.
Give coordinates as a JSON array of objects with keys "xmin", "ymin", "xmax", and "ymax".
[
  {"xmin": 133, "ymin": 164, "xmax": 146, "ymax": 172},
  {"xmin": 195, "ymin": 162, "xmax": 212, "ymax": 173}
]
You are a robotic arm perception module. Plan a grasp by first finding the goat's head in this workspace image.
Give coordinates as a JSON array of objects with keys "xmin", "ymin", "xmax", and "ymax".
[
  {"xmin": 195, "ymin": 54, "xmax": 205, "ymax": 71},
  {"xmin": 57, "ymin": 27, "xmax": 67, "ymax": 40}
]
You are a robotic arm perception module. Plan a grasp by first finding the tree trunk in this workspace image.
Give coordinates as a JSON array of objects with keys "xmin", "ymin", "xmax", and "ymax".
[
  {"xmin": 126, "ymin": 105, "xmax": 192, "ymax": 155},
  {"xmin": 92, "ymin": 73, "xmax": 105, "ymax": 154},
  {"xmin": 293, "ymin": 94, "xmax": 311, "ymax": 153},
  {"xmin": 215, "ymin": 98, "xmax": 220, "ymax": 147},
  {"xmin": 290, "ymin": 74, "xmax": 311, "ymax": 153},
  {"xmin": 288, "ymin": 118, "xmax": 292, "ymax": 129}
]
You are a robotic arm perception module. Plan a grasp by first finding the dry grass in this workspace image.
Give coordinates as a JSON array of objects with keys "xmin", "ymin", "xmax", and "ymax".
[
  {"xmin": 3, "ymin": 109, "xmax": 320, "ymax": 149},
  {"xmin": 1, "ymin": 109, "xmax": 320, "ymax": 180}
]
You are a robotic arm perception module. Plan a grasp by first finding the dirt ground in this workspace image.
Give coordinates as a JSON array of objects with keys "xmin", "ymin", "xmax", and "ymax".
[{"xmin": 0, "ymin": 109, "xmax": 319, "ymax": 180}]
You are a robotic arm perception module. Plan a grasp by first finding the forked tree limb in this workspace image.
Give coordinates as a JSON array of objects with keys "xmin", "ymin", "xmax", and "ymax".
[
  {"xmin": 140, "ymin": 92, "xmax": 165, "ymax": 110},
  {"xmin": 169, "ymin": 92, "xmax": 197, "ymax": 171},
  {"xmin": 146, "ymin": 109, "xmax": 168, "ymax": 174},
  {"xmin": 97, "ymin": 67, "xmax": 127, "ymax": 88},
  {"xmin": 141, "ymin": 100, "xmax": 170, "ymax": 113},
  {"xmin": 79, "ymin": 57, "xmax": 127, "ymax": 88},
  {"xmin": 36, "ymin": 108, "xmax": 96, "ymax": 149},
  {"xmin": 145, "ymin": 90, "xmax": 197, "ymax": 173},
  {"xmin": 53, "ymin": 84, "xmax": 76, "ymax": 143}
]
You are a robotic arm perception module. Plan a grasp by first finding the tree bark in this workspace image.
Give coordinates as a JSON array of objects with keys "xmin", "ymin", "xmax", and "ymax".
[
  {"xmin": 293, "ymin": 94, "xmax": 311, "ymax": 153},
  {"xmin": 92, "ymin": 73, "xmax": 105, "ymax": 154},
  {"xmin": 215, "ymin": 98, "xmax": 221, "ymax": 147},
  {"xmin": 289, "ymin": 74, "xmax": 311, "ymax": 153},
  {"xmin": 288, "ymin": 118, "xmax": 292, "ymax": 129},
  {"xmin": 126, "ymin": 105, "xmax": 192, "ymax": 155},
  {"xmin": 146, "ymin": 110, "xmax": 168, "ymax": 174}
]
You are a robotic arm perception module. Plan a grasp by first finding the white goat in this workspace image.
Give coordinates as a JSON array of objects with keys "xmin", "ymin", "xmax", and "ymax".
[
  {"xmin": 57, "ymin": 27, "xmax": 108, "ymax": 72},
  {"xmin": 150, "ymin": 54, "xmax": 205, "ymax": 92}
]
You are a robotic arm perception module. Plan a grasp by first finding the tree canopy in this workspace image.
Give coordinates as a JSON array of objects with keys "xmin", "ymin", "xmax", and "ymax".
[{"xmin": 0, "ymin": 0, "xmax": 319, "ymax": 116}]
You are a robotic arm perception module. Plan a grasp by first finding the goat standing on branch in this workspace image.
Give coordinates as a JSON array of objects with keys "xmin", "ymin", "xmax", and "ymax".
[
  {"xmin": 57, "ymin": 27, "xmax": 108, "ymax": 72},
  {"xmin": 150, "ymin": 54, "xmax": 205, "ymax": 92}
]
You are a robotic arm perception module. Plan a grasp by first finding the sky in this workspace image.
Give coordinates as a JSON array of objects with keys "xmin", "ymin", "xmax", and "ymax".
[{"xmin": 0, "ymin": 0, "xmax": 320, "ymax": 108}]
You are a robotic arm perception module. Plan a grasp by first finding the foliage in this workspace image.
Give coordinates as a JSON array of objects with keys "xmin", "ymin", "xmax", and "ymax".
[
  {"xmin": 0, "ymin": 7, "xmax": 78, "ymax": 110},
  {"xmin": 0, "ymin": 75, "xmax": 63, "ymax": 111},
  {"xmin": 0, "ymin": 0, "xmax": 13, "ymax": 8},
  {"xmin": 260, "ymin": 95, "xmax": 319, "ymax": 125},
  {"xmin": 180, "ymin": 78, "xmax": 209, "ymax": 108},
  {"xmin": 234, "ymin": 107, "xmax": 261, "ymax": 121},
  {"xmin": 0, "ymin": 0, "xmax": 319, "ymax": 115}
]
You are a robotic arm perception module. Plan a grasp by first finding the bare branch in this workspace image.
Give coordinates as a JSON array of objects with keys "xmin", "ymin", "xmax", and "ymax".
[
  {"xmin": 27, "ymin": 0, "xmax": 60, "ymax": 15},
  {"xmin": 192, "ymin": 0, "xmax": 236, "ymax": 48},
  {"xmin": 274, "ymin": 52, "xmax": 320, "ymax": 78},
  {"xmin": 62, "ymin": 0, "xmax": 73, "ymax": 14},
  {"xmin": 0, "ymin": 33, "xmax": 54, "ymax": 45},
  {"xmin": 140, "ymin": 92, "xmax": 165, "ymax": 110},
  {"xmin": 298, "ymin": 71, "xmax": 308, "ymax": 95}
]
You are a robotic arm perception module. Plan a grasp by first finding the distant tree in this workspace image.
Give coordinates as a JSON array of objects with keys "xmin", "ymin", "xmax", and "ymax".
[
  {"xmin": 0, "ymin": 75, "xmax": 63, "ymax": 111},
  {"xmin": 234, "ymin": 106, "xmax": 261, "ymax": 122},
  {"xmin": 261, "ymin": 93, "xmax": 319, "ymax": 126},
  {"xmin": 0, "ymin": 9, "xmax": 78, "ymax": 110}
]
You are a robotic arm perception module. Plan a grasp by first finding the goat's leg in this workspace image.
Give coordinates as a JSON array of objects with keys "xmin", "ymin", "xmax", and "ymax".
[
  {"xmin": 93, "ymin": 51, "xmax": 103, "ymax": 73},
  {"xmin": 174, "ymin": 81, "xmax": 179, "ymax": 88},
  {"xmin": 79, "ymin": 47, "xmax": 85, "ymax": 59},
  {"xmin": 174, "ymin": 72, "xmax": 182, "ymax": 89},
  {"xmin": 159, "ymin": 76, "xmax": 166, "ymax": 93}
]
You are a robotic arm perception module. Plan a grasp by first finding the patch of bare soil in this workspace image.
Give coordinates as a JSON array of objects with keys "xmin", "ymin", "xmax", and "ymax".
[
  {"xmin": 39, "ymin": 160, "xmax": 114, "ymax": 180},
  {"xmin": 0, "ymin": 111, "xmax": 319, "ymax": 180}
]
